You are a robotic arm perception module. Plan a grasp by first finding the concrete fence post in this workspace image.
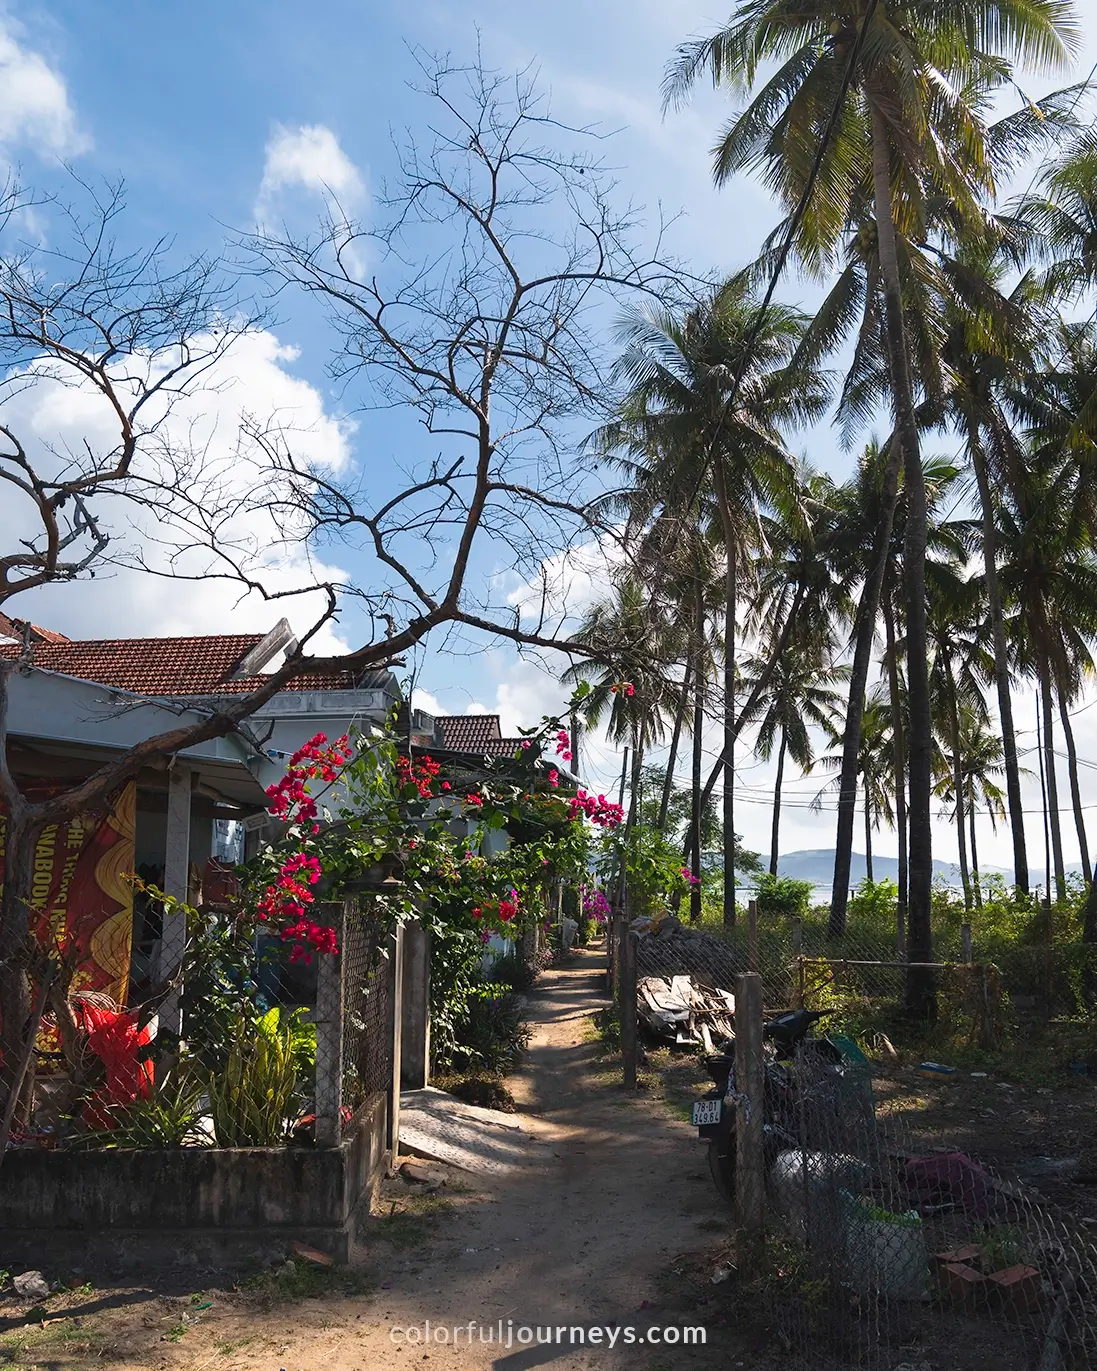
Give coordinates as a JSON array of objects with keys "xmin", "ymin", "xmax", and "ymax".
[
  {"xmin": 734, "ymin": 971, "xmax": 765, "ymax": 1267},
  {"xmin": 401, "ymin": 916, "xmax": 431, "ymax": 1090},
  {"xmin": 387, "ymin": 920, "xmax": 405, "ymax": 1158},
  {"xmin": 314, "ymin": 900, "xmax": 347, "ymax": 1148},
  {"xmin": 155, "ymin": 763, "xmax": 192, "ymax": 1037},
  {"xmin": 747, "ymin": 898, "xmax": 759, "ymax": 973},
  {"xmin": 620, "ymin": 931, "xmax": 638, "ymax": 1089},
  {"xmin": 792, "ymin": 916, "xmax": 804, "ymax": 1007}
]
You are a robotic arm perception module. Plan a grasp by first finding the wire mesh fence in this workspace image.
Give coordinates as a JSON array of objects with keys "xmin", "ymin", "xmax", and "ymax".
[
  {"xmin": 765, "ymin": 1040, "xmax": 1097, "ymax": 1369},
  {"xmin": 0, "ymin": 897, "xmax": 400, "ymax": 1156},
  {"xmin": 610, "ymin": 911, "xmax": 1097, "ymax": 1368},
  {"xmin": 339, "ymin": 898, "xmax": 394, "ymax": 1119}
]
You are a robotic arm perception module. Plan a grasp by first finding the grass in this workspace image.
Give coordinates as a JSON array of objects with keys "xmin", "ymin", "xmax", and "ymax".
[
  {"xmin": 0, "ymin": 1318, "xmax": 108, "ymax": 1369},
  {"xmin": 371, "ymin": 1191, "xmax": 454, "ymax": 1249},
  {"xmin": 243, "ymin": 1260, "xmax": 373, "ymax": 1306}
]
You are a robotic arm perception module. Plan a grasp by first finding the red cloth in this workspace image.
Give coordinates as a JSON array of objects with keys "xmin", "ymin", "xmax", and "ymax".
[{"xmin": 75, "ymin": 1003, "xmax": 153, "ymax": 1129}]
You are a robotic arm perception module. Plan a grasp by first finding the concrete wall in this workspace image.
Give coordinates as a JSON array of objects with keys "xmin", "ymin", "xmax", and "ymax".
[{"xmin": 0, "ymin": 1093, "xmax": 388, "ymax": 1271}]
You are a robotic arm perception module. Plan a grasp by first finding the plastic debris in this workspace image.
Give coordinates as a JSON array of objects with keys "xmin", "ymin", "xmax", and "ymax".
[{"xmin": 13, "ymin": 1272, "xmax": 50, "ymax": 1299}]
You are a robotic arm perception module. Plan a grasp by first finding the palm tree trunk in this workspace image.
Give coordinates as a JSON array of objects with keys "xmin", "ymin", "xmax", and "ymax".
[
  {"xmin": 955, "ymin": 763, "xmax": 972, "ymax": 912},
  {"xmin": 769, "ymin": 729, "xmax": 787, "ymax": 877},
  {"xmin": 723, "ymin": 561, "xmax": 737, "ymax": 926},
  {"xmin": 869, "ymin": 101, "xmax": 933, "ymax": 1017},
  {"xmin": 864, "ymin": 778, "xmax": 874, "ymax": 883},
  {"xmin": 712, "ymin": 461, "xmax": 737, "ymax": 927},
  {"xmin": 831, "ymin": 575, "xmax": 888, "ymax": 937},
  {"xmin": 658, "ymin": 659, "xmax": 692, "ymax": 832},
  {"xmin": 690, "ymin": 582, "xmax": 705, "ymax": 923},
  {"xmin": 968, "ymin": 780, "xmax": 983, "ymax": 912},
  {"xmin": 627, "ymin": 731, "xmax": 645, "ymax": 833},
  {"xmin": 1040, "ymin": 664, "xmax": 1067, "ymax": 901},
  {"xmin": 1036, "ymin": 687, "xmax": 1053, "ymax": 906},
  {"xmin": 970, "ymin": 435, "xmax": 1028, "ymax": 892},
  {"xmin": 1059, "ymin": 688, "xmax": 1090, "ymax": 884},
  {"xmin": 882, "ymin": 593, "xmax": 908, "ymax": 943},
  {"xmin": 947, "ymin": 663, "xmax": 972, "ymax": 912}
]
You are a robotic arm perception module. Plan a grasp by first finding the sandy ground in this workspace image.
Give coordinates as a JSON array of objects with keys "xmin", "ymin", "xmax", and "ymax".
[
  {"xmin": 4, "ymin": 945, "xmax": 1088, "ymax": 1370},
  {"xmin": 0, "ymin": 946, "xmax": 761, "ymax": 1371}
]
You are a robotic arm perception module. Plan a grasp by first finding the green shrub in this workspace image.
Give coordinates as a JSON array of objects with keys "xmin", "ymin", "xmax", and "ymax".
[
  {"xmin": 753, "ymin": 873, "xmax": 813, "ymax": 918},
  {"xmin": 847, "ymin": 878, "xmax": 899, "ymax": 925},
  {"xmin": 447, "ymin": 986, "xmax": 529, "ymax": 1075},
  {"xmin": 83, "ymin": 1066, "xmax": 207, "ymax": 1148},
  {"xmin": 208, "ymin": 1012, "xmax": 301, "ymax": 1147}
]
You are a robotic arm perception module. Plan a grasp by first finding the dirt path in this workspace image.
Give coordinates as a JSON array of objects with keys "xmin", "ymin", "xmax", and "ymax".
[{"xmin": 2, "ymin": 946, "xmax": 749, "ymax": 1371}]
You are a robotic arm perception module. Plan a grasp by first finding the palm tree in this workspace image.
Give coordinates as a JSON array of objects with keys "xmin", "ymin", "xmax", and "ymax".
[
  {"xmin": 813, "ymin": 691, "xmax": 895, "ymax": 886},
  {"xmin": 666, "ymin": 0, "xmax": 1079, "ymax": 1013},
  {"xmin": 998, "ymin": 459, "xmax": 1097, "ymax": 902},
  {"xmin": 745, "ymin": 649, "xmax": 848, "ymax": 874},
  {"xmin": 928, "ymin": 566, "xmax": 994, "ymax": 911},
  {"xmin": 595, "ymin": 276, "xmax": 826, "ymax": 924},
  {"xmin": 935, "ymin": 704, "xmax": 1009, "ymax": 910},
  {"xmin": 563, "ymin": 576, "xmax": 682, "ymax": 842}
]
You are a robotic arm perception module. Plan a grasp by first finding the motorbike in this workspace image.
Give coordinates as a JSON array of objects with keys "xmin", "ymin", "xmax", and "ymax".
[{"xmin": 691, "ymin": 1007, "xmax": 848, "ymax": 1202}]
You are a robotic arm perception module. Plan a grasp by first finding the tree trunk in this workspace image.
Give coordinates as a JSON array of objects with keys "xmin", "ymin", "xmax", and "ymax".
[
  {"xmin": 0, "ymin": 813, "xmax": 36, "ymax": 1133},
  {"xmin": 627, "ymin": 732, "xmax": 645, "ymax": 833},
  {"xmin": 712, "ymin": 460, "xmax": 738, "ymax": 928},
  {"xmin": 769, "ymin": 729, "xmax": 787, "ymax": 876},
  {"xmin": 869, "ymin": 101, "xmax": 934, "ymax": 1018},
  {"xmin": 882, "ymin": 593, "xmax": 908, "ymax": 943},
  {"xmin": 970, "ymin": 435, "xmax": 1028, "ymax": 892},
  {"xmin": 968, "ymin": 779, "xmax": 983, "ymax": 912},
  {"xmin": 1036, "ymin": 686, "xmax": 1053, "ymax": 906},
  {"xmin": 658, "ymin": 659, "xmax": 692, "ymax": 832},
  {"xmin": 723, "ymin": 561, "xmax": 737, "ymax": 927},
  {"xmin": 1040, "ymin": 664, "xmax": 1067, "ymax": 901},
  {"xmin": 690, "ymin": 582, "xmax": 705, "ymax": 923},
  {"xmin": 1059, "ymin": 688, "xmax": 1090, "ymax": 884},
  {"xmin": 864, "ymin": 778, "xmax": 874, "ymax": 883},
  {"xmin": 947, "ymin": 663, "xmax": 972, "ymax": 912},
  {"xmin": 829, "ymin": 492, "xmax": 897, "ymax": 936}
]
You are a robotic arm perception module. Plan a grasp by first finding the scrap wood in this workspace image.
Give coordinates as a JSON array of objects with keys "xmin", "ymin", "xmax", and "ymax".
[{"xmin": 636, "ymin": 972, "xmax": 736, "ymax": 1047}]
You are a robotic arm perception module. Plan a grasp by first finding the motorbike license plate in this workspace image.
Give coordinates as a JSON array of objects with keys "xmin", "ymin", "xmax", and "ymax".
[{"xmin": 691, "ymin": 1098, "xmax": 723, "ymax": 1127}]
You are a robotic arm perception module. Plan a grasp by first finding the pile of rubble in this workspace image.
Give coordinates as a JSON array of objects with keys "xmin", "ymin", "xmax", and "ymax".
[{"xmin": 629, "ymin": 912, "xmax": 742, "ymax": 984}]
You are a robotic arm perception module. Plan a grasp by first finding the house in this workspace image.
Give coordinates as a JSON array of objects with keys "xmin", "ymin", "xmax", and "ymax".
[
  {"xmin": 1, "ymin": 616, "xmax": 569, "ymax": 1020},
  {"xmin": 0, "ymin": 618, "xmax": 401, "ymax": 1026}
]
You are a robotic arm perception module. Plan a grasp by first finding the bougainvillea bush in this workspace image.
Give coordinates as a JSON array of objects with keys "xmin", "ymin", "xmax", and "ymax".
[{"xmin": 237, "ymin": 686, "xmax": 616, "ymax": 1068}]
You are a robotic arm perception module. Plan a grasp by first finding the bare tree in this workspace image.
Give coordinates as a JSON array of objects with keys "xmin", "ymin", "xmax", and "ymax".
[
  {"xmin": 0, "ymin": 58, "xmax": 675, "ymax": 1138},
  {"xmin": 238, "ymin": 51, "xmax": 678, "ymax": 650}
]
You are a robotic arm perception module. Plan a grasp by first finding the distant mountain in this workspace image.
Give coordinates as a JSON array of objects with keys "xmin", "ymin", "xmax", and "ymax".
[{"xmin": 759, "ymin": 848, "xmax": 1018, "ymax": 893}]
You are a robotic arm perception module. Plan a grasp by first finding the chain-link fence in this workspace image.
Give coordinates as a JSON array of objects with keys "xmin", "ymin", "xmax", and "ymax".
[
  {"xmin": 609, "ymin": 911, "xmax": 1097, "ymax": 1368},
  {"xmin": 1, "ymin": 897, "xmax": 400, "ymax": 1156},
  {"xmin": 338, "ymin": 899, "xmax": 395, "ymax": 1123}
]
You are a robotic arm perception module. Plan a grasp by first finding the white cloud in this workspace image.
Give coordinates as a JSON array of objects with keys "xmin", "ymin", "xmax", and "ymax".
[
  {"xmin": 0, "ymin": 19, "xmax": 86, "ymax": 158},
  {"xmin": 255, "ymin": 123, "xmax": 365, "ymax": 224},
  {"xmin": 411, "ymin": 687, "xmax": 444, "ymax": 717},
  {"xmin": 6, "ymin": 328, "xmax": 356, "ymax": 655}
]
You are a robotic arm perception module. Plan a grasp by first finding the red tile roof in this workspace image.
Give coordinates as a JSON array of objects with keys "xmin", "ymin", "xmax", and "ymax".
[
  {"xmin": 0, "ymin": 614, "xmax": 70, "ymax": 645},
  {"xmin": 436, "ymin": 715, "xmax": 502, "ymax": 751},
  {"xmin": 0, "ymin": 634, "xmax": 367, "ymax": 696}
]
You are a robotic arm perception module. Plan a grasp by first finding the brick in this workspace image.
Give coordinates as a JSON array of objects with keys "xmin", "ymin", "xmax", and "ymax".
[
  {"xmin": 934, "ymin": 1245, "xmax": 981, "ymax": 1267},
  {"xmin": 939, "ymin": 1261, "xmax": 986, "ymax": 1303},
  {"xmin": 986, "ymin": 1264, "xmax": 1042, "ymax": 1313}
]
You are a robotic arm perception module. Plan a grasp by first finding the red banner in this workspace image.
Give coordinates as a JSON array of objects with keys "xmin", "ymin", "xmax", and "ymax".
[{"xmin": 0, "ymin": 781, "xmax": 136, "ymax": 1005}]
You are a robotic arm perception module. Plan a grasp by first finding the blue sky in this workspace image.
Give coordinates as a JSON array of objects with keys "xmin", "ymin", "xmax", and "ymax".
[{"xmin": 6, "ymin": 1, "xmax": 1097, "ymax": 873}]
